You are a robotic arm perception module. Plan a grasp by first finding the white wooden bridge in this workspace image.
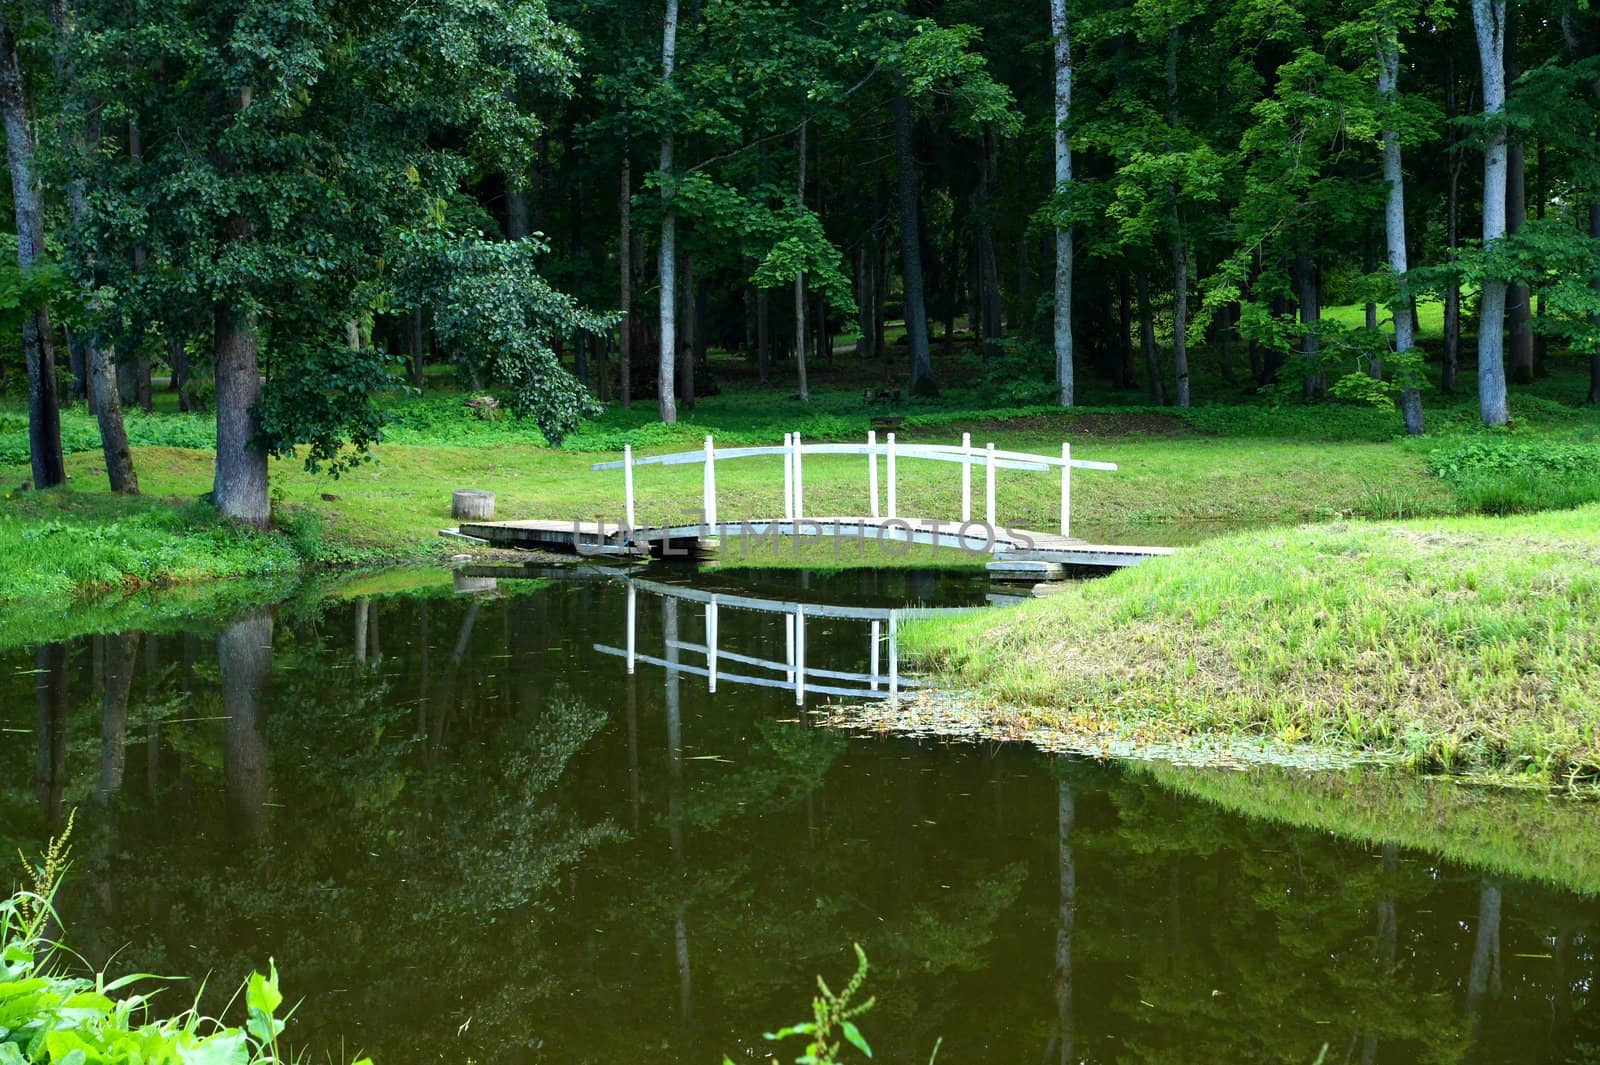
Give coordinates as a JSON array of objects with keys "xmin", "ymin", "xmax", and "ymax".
[
  {"xmin": 592, "ymin": 575, "xmax": 975, "ymax": 705},
  {"xmin": 459, "ymin": 431, "xmax": 1175, "ymax": 572}
]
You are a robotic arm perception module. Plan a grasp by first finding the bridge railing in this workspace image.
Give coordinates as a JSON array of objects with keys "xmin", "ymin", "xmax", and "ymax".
[{"xmin": 592, "ymin": 431, "xmax": 1116, "ymax": 538}]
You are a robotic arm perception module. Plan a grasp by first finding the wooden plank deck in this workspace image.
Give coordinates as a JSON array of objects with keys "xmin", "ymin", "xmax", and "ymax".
[{"xmin": 454, "ymin": 515, "xmax": 1174, "ymax": 569}]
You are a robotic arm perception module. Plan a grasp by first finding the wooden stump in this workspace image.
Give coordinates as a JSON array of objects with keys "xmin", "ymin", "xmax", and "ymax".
[{"xmin": 452, "ymin": 489, "xmax": 495, "ymax": 521}]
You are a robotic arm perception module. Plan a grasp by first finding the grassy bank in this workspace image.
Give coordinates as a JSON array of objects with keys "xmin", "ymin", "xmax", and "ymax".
[
  {"xmin": 902, "ymin": 506, "xmax": 1600, "ymax": 782},
  {"xmin": 2, "ymin": 359, "xmax": 1598, "ymax": 607}
]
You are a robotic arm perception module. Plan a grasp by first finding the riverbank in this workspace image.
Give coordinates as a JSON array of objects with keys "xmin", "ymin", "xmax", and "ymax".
[{"xmin": 898, "ymin": 505, "xmax": 1600, "ymax": 784}]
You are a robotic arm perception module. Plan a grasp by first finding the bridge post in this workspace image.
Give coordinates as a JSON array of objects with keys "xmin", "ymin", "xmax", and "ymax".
[
  {"xmin": 986, "ymin": 442, "xmax": 997, "ymax": 527},
  {"xmin": 793, "ymin": 604, "xmax": 806, "ymax": 705},
  {"xmin": 706, "ymin": 596, "xmax": 719, "ymax": 693},
  {"xmin": 785, "ymin": 612, "xmax": 795, "ymax": 683},
  {"xmin": 793, "ymin": 432, "xmax": 805, "ymax": 519},
  {"xmin": 886, "ymin": 433, "xmax": 898, "ymax": 518},
  {"xmin": 783, "ymin": 433, "xmax": 794, "ymax": 521},
  {"xmin": 1061, "ymin": 442, "xmax": 1071, "ymax": 537},
  {"xmin": 870, "ymin": 618, "xmax": 881, "ymax": 691},
  {"xmin": 703, "ymin": 435, "xmax": 717, "ymax": 533},
  {"xmin": 868, "ymin": 430, "xmax": 880, "ymax": 519},
  {"xmin": 624, "ymin": 444, "xmax": 636, "ymax": 533},
  {"xmin": 962, "ymin": 432, "xmax": 972, "ymax": 522},
  {"xmin": 626, "ymin": 582, "xmax": 637, "ymax": 674},
  {"xmin": 888, "ymin": 611, "xmax": 899, "ymax": 704}
]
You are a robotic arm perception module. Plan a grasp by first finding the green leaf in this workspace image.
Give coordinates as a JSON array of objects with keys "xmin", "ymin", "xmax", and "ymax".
[{"xmin": 841, "ymin": 1020, "xmax": 872, "ymax": 1058}]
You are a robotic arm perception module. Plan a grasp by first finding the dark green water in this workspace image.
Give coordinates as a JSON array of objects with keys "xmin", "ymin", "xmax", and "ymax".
[{"xmin": 2, "ymin": 566, "xmax": 1597, "ymax": 1064}]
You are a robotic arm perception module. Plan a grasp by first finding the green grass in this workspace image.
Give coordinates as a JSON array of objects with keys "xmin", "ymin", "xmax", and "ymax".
[
  {"xmin": 0, "ymin": 489, "xmax": 304, "ymax": 601},
  {"xmin": 1, "ymin": 346, "xmax": 1596, "ymax": 606},
  {"xmin": 1137, "ymin": 761, "xmax": 1600, "ymax": 894},
  {"xmin": 902, "ymin": 505, "xmax": 1600, "ymax": 782},
  {"xmin": 1323, "ymin": 296, "xmax": 1448, "ymax": 340}
]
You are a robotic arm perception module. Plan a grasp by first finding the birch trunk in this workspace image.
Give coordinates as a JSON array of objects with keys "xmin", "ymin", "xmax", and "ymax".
[
  {"xmin": 1165, "ymin": 27, "xmax": 1190, "ymax": 407},
  {"xmin": 0, "ymin": 14, "xmax": 64, "ymax": 488},
  {"xmin": 1473, "ymin": 0, "xmax": 1511, "ymax": 425},
  {"xmin": 657, "ymin": 0, "xmax": 679, "ymax": 423},
  {"xmin": 794, "ymin": 120, "xmax": 809, "ymax": 401},
  {"xmin": 1378, "ymin": 18, "xmax": 1425, "ymax": 435},
  {"xmin": 619, "ymin": 156, "xmax": 632, "ymax": 407},
  {"xmin": 1052, "ymin": 0, "xmax": 1074, "ymax": 405}
]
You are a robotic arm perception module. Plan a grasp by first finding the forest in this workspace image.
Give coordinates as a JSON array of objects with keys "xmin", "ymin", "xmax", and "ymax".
[{"xmin": 0, "ymin": 0, "xmax": 1598, "ymax": 524}]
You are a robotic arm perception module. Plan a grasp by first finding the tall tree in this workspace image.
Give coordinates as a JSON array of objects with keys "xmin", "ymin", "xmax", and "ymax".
[
  {"xmin": 46, "ymin": 0, "xmax": 137, "ymax": 492},
  {"xmin": 1052, "ymin": 0, "xmax": 1074, "ymax": 406},
  {"xmin": 0, "ymin": 10, "xmax": 65, "ymax": 489},
  {"xmin": 892, "ymin": 84, "xmax": 937, "ymax": 395},
  {"xmin": 1473, "ymin": 0, "xmax": 1511, "ymax": 426},
  {"xmin": 657, "ymin": 0, "xmax": 680, "ymax": 423},
  {"xmin": 1376, "ymin": 4, "xmax": 1425, "ymax": 435}
]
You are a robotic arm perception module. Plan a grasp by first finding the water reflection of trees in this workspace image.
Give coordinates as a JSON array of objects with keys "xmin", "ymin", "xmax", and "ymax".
[{"xmin": 0, "ymin": 580, "xmax": 1596, "ymax": 1064}]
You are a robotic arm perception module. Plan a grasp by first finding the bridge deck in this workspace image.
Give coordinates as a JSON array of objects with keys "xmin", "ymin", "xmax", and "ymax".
[{"xmin": 455, "ymin": 515, "xmax": 1173, "ymax": 569}]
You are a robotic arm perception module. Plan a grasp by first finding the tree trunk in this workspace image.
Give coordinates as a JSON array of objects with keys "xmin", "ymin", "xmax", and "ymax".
[
  {"xmin": 1052, "ymin": 0, "xmax": 1074, "ymax": 404},
  {"xmin": 657, "ymin": 0, "xmax": 680, "ymax": 423},
  {"xmin": 213, "ymin": 299, "xmax": 269, "ymax": 527},
  {"xmin": 619, "ymin": 156, "xmax": 632, "ymax": 407},
  {"xmin": 794, "ymin": 120, "xmax": 810, "ymax": 401},
  {"xmin": 978, "ymin": 126, "xmax": 1004, "ymax": 361},
  {"xmin": 1378, "ymin": 17, "xmax": 1424, "ymax": 436},
  {"xmin": 1473, "ymin": 0, "xmax": 1511, "ymax": 426},
  {"xmin": 408, "ymin": 308, "xmax": 426, "ymax": 388},
  {"xmin": 0, "ymin": 14, "xmax": 64, "ymax": 488},
  {"xmin": 1137, "ymin": 271, "xmax": 1165, "ymax": 405},
  {"xmin": 1296, "ymin": 251, "xmax": 1323, "ymax": 399},
  {"xmin": 892, "ymin": 86, "xmax": 936, "ymax": 395},
  {"xmin": 1165, "ymin": 27, "xmax": 1189, "ymax": 407}
]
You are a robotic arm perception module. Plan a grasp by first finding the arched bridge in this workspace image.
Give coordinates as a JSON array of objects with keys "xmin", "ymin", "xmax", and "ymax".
[{"xmin": 456, "ymin": 431, "xmax": 1175, "ymax": 571}]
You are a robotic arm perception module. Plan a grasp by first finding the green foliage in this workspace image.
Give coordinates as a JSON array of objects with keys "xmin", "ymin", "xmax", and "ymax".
[{"xmin": 395, "ymin": 236, "xmax": 608, "ymax": 446}]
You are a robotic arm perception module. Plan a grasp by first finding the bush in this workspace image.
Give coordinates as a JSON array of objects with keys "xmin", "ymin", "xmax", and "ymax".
[{"xmin": 1427, "ymin": 436, "xmax": 1600, "ymax": 514}]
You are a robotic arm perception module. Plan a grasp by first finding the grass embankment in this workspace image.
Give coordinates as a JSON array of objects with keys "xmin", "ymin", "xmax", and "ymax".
[
  {"xmin": 1136, "ymin": 762, "xmax": 1600, "ymax": 894},
  {"xmin": 902, "ymin": 506, "xmax": 1600, "ymax": 782}
]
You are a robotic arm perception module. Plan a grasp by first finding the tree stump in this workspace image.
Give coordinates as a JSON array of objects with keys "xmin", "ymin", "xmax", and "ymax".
[{"xmin": 452, "ymin": 489, "xmax": 495, "ymax": 521}]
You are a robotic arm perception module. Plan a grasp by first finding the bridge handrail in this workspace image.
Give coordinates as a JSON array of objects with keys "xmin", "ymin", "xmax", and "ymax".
[
  {"xmin": 591, "ymin": 441, "xmax": 1117, "ymax": 473},
  {"xmin": 594, "ymin": 430, "xmax": 1116, "ymax": 538}
]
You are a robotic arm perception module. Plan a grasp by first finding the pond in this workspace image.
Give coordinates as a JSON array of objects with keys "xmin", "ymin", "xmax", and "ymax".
[{"xmin": 2, "ymin": 564, "xmax": 1597, "ymax": 1063}]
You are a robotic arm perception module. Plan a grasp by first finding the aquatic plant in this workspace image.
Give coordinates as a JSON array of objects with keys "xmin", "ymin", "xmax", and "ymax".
[{"xmin": 732, "ymin": 944, "xmax": 877, "ymax": 1065}]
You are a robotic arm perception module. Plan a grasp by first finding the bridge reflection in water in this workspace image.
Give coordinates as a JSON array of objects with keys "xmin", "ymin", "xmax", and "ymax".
[{"xmin": 587, "ymin": 574, "xmax": 977, "ymax": 706}]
